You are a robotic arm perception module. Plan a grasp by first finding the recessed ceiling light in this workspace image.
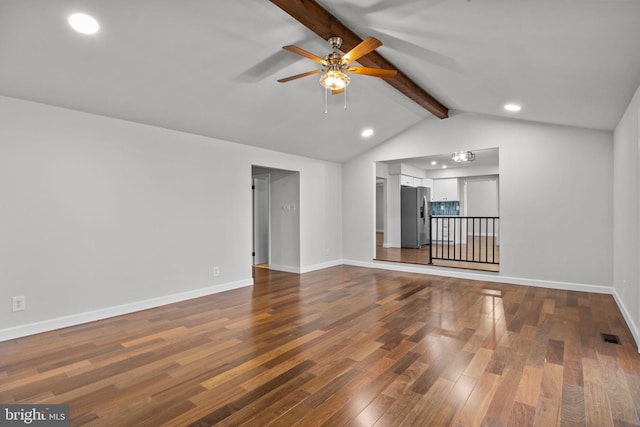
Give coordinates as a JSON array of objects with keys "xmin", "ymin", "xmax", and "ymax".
[
  {"xmin": 431, "ymin": 161, "xmax": 437, "ymax": 166},
  {"xmin": 361, "ymin": 128, "xmax": 374, "ymax": 138},
  {"xmin": 504, "ymin": 103, "xmax": 521, "ymax": 112},
  {"xmin": 68, "ymin": 13, "xmax": 99, "ymax": 34},
  {"xmin": 442, "ymin": 165, "xmax": 447, "ymax": 169}
]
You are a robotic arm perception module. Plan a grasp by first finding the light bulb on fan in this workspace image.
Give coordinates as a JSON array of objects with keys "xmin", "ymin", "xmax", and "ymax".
[{"xmin": 319, "ymin": 70, "xmax": 350, "ymax": 90}]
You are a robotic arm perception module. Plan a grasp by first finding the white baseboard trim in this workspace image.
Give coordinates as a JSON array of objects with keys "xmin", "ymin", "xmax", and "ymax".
[
  {"xmin": 268, "ymin": 264, "xmax": 300, "ymax": 274},
  {"xmin": 300, "ymin": 260, "xmax": 343, "ymax": 274},
  {"xmin": 0, "ymin": 278, "xmax": 253, "ymax": 343},
  {"xmin": 343, "ymin": 259, "xmax": 614, "ymax": 294},
  {"xmin": 268, "ymin": 260, "xmax": 343, "ymax": 274},
  {"xmin": 612, "ymin": 288, "xmax": 640, "ymax": 351}
]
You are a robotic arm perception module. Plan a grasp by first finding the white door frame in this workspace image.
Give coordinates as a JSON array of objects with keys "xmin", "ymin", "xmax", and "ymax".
[{"xmin": 252, "ymin": 174, "xmax": 270, "ymax": 266}]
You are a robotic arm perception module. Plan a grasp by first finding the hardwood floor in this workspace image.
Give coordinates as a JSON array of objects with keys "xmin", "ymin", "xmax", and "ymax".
[{"xmin": 1, "ymin": 266, "xmax": 639, "ymax": 426}]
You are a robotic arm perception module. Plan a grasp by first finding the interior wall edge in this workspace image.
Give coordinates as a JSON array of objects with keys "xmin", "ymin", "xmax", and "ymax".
[
  {"xmin": 299, "ymin": 259, "xmax": 344, "ymax": 274},
  {"xmin": 267, "ymin": 264, "xmax": 301, "ymax": 274},
  {"xmin": 257, "ymin": 259, "xmax": 343, "ymax": 275},
  {"xmin": 0, "ymin": 278, "xmax": 253, "ymax": 343},
  {"xmin": 612, "ymin": 287, "xmax": 640, "ymax": 352}
]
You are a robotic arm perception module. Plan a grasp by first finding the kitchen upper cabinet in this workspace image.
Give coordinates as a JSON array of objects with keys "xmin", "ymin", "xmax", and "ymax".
[
  {"xmin": 432, "ymin": 178, "xmax": 459, "ymax": 201},
  {"xmin": 400, "ymin": 175, "xmax": 423, "ymax": 187},
  {"xmin": 400, "ymin": 175, "xmax": 413, "ymax": 186}
]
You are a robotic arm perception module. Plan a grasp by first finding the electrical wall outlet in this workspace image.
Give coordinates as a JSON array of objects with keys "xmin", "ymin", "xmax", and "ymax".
[
  {"xmin": 213, "ymin": 266, "xmax": 220, "ymax": 277},
  {"xmin": 12, "ymin": 296, "xmax": 26, "ymax": 312}
]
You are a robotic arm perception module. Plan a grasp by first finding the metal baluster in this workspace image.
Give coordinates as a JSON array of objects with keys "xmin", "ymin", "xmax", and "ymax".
[
  {"xmin": 484, "ymin": 217, "xmax": 488, "ymax": 263},
  {"xmin": 450, "ymin": 217, "xmax": 452, "ymax": 259},
  {"xmin": 429, "ymin": 216, "xmax": 433, "ymax": 265},
  {"xmin": 472, "ymin": 217, "xmax": 475, "ymax": 262},
  {"xmin": 453, "ymin": 217, "xmax": 457, "ymax": 260},
  {"xmin": 492, "ymin": 217, "xmax": 496, "ymax": 264}
]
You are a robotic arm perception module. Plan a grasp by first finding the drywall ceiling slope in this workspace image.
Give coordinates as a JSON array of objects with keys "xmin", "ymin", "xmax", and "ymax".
[{"xmin": 1, "ymin": 1, "xmax": 639, "ymax": 163}]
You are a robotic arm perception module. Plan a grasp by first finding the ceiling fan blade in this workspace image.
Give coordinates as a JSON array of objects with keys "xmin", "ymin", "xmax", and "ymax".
[
  {"xmin": 277, "ymin": 69, "xmax": 323, "ymax": 83},
  {"xmin": 346, "ymin": 66, "xmax": 397, "ymax": 79},
  {"xmin": 282, "ymin": 45, "xmax": 327, "ymax": 65},
  {"xmin": 331, "ymin": 88, "xmax": 345, "ymax": 95},
  {"xmin": 341, "ymin": 37, "xmax": 382, "ymax": 64}
]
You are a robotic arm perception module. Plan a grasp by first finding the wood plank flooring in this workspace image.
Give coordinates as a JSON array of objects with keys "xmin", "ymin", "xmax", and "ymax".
[{"xmin": 1, "ymin": 266, "xmax": 639, "ymax": 426}]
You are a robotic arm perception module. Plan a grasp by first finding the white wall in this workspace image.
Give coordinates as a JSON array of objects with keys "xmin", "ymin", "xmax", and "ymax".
[
  {"xmin": 464, "ymin": 177, "xmax": 499, "ymax": 217},
  {"xmin": 0, "ymin": 96, "xmax": 342, "ymax": 338},
  {"xmin": 375, "ymin": 162, "xmax": 390, "ymax": 243},
  {"xmin": 613, "ymin": 84, "xmax": 640, "ymax": 344},
  {"xmin": 386, "ymin": 174, "xmax": 402, "ymax": 248},
  {"xmin": 343, "ymin": 112, "xmax": 613, "ymax": 289},
  {"xmin": 376, "ymin": 183, "xmax": 384, "ymax": 232},
  {"xmin": 269, "ymin": 170, "xmax": 300, "ymax": 272}
]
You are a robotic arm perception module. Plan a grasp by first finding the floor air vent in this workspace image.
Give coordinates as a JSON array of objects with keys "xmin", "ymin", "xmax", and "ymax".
[{"xmin": 601, "ymin": 333, "xmax": 621, "ymax": 345}]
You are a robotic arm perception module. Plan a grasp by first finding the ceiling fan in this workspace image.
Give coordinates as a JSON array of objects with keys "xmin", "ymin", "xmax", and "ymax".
[{"xmin": 277, "ymin": 36, "xmax": 397, "ymax": 94}]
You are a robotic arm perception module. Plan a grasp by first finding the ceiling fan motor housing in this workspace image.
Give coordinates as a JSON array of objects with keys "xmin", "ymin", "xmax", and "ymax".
[
  {"xmin": 324, "ymin": 52, "xmax": 344, "ymax": 69},
  {"xmin": 324, "ymin": 36, "xmax": 346, "ymax": 72}
]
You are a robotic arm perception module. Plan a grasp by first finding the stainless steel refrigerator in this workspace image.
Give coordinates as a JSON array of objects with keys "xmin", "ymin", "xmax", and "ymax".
[{"xmin": 401, "ymin": 186, "xmax": 430, "ymax": 248}]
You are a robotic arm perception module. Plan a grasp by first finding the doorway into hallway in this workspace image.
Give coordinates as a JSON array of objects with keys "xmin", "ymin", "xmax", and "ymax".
[{"xmin": 251, "ymin": 166, "xmax": 300, "ymax": 272}]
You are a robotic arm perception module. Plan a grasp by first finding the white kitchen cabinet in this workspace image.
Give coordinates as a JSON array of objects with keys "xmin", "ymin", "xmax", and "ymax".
[
  {"xmin": 400, "ymin": 175, "xmax": 414, "ymax": 186},
  {"xmin": 432, "ymin": 178, "xmax": 459, "ymax": 201},
  {"xmin": 399, "ymin": 175, "xmax": 423, "ymax": 187}
]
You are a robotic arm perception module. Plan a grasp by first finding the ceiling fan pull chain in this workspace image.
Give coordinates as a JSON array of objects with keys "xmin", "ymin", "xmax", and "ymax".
[
  {"xmin": 325, "ymin": 86, "xmax": 328, "ymax": 114},
  {"xmin": 344, "ymin": 86, "xmax": 347, "ymax": 110}
]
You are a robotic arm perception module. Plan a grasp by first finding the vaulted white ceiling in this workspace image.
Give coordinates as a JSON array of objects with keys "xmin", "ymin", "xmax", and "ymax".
[{"xmin": 1, "ymin": 0, "xmax": 639, "ymax": 163}]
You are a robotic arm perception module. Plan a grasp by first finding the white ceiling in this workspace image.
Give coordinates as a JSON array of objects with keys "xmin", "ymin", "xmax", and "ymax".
[{"xmin": 1, "ymin": 0, "xmax": 639, "ymax": 163}]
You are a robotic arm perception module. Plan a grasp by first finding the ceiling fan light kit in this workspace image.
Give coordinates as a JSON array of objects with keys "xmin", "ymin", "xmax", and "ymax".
[
  {"xmin": 452, "ymin": 151, "xmax": 475, "ymax": 162},
  {"xmin": 319, "ymin": 69, "xmax": 350, "ymax": 91},
  {"xmin": 277, "ymin": 35, "xmax": 397, "ymax": 111},
  {"xmin": 318, "ymin": 36, "xmax": 350, "ymax": 91}
]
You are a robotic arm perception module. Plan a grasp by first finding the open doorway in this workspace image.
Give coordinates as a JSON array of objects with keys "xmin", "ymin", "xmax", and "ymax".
[
  {"xmin": 251, "ymin": 166, "xmax": 300, "ymax": 272},
  {"xmin": 374, "ymin": 149, "xmax": 500, "ymax": 272}
]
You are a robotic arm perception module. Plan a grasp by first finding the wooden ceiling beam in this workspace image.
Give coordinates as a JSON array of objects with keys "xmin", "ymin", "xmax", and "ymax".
[{"xmin": 269, "ymin": 0, "xmax": 449, "ymax": 119}]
